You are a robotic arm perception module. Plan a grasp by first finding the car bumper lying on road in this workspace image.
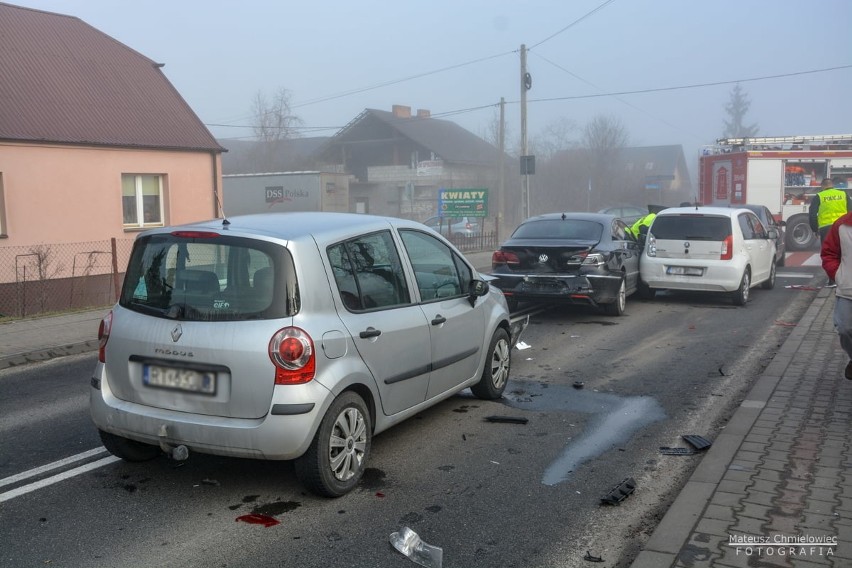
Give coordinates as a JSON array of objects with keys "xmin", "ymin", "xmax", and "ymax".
[{"xmin": 492, "ymin": 273, "xmax": 622, "ymax": 307}]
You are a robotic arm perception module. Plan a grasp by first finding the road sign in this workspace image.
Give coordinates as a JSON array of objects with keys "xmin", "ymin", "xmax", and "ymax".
[{"xmin": 439, "ymin": 188, "xmax": 488, "ymax": 217}]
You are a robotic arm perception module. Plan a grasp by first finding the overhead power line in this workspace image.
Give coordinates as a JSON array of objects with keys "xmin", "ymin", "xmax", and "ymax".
[
  {"xmin": 291, "ymin": 51, "xmax": 517, "ymax": 109},
  {"xmin": 528, "ymin": 0, "xmax": 618, "ymax": 50},
  {"xmin": 525, "ymin": 64, "xmax": 852, "ymax": 104}
]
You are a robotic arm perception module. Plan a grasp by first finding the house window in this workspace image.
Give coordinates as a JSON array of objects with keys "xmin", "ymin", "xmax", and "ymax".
[
  {"xmin": 122, "ymin": 174, "xmax": 164, "ymax": 228},
  {"xmin": 0, "ymin": 173, "xmax": 6, "ymax": 237}
]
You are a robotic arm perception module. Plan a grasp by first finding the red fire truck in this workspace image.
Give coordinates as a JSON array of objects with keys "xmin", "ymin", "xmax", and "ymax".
[{"xmin": 699, "ymin": 134, "xmax": 852, "ymax": 250}]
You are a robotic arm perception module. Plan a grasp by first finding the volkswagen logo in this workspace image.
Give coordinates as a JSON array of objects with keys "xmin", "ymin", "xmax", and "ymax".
[
  {"xmin": 538, "ymin": 254, "xmax": 549, "ymax": 263},
  {"xmin": 171, "ymin": 324, "xmax": 183, "ymax": 343},
  {"xmin": 683, "ymin": 242, "xmax": 690, "ymax": 248}
]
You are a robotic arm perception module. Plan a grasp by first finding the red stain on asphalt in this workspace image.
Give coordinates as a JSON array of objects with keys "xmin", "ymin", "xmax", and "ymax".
[{"xmin": 236, "ymin": 513, "xmax": 280, "ymax": 527}]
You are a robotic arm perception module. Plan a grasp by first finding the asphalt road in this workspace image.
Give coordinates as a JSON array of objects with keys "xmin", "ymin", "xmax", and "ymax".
[{"xmin": 0, "ymin": 266, "xmax": 820, "ymax": 567}]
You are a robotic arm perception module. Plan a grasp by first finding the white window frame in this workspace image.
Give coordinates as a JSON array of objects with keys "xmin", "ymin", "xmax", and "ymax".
[
  {"xmin": 0, "ymin": 173, "xmax": 6, "ymax": 236},
  {"xmin": 122, "ymin": 174, "xmax": 165, "ymax": 228}
]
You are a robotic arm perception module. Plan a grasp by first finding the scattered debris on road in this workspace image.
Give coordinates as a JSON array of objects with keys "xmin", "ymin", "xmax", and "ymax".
[
  {"xmin": 583, "ymin": 550, "xmax": 604, "ymax": 563},
  {"xmin": 484, "ymin": 415, "xmax": 528, "ymax": 424},
  {"xmin": 660, "ymin": 447, "xmax": 695, "ymax": 455},
  {"xmin": 599, "ymin": 477, "xmax": 636, "ymax": 505},
  {"xmin": 661, "ymin": 434, "xmax": 713, "ymax": 455},
  {"xmin": 683, "ymin": 435, "xmax": 712, "ymax": 450},
  {"xmin": 390, "ymin": 526, "xmax": 443, "ymax": 567}
]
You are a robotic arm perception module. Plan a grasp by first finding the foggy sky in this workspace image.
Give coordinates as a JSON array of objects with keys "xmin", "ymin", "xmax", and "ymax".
[{"xmin": 10, "ymin": 0, "xmax": 852, "ymax": 164}]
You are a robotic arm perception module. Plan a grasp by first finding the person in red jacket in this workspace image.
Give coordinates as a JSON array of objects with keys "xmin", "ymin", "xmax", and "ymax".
[{"xmin": 821, "ymin": 211, "xmax": 852, "ymax": 380}]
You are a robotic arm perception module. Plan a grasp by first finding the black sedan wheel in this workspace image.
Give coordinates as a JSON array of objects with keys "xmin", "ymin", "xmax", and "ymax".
[{"xmin": 603, "ymin": 277, "xmax": 626, "ymax": 316}]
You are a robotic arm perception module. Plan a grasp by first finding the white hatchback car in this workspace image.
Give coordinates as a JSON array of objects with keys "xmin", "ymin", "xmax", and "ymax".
[
  {"xmin": 91, "ymin": 212, "xmax": 519, "ymax": 497},
  {"xmin": 638, "ymin": 206, "xmax": 778, "ymax": 305}
]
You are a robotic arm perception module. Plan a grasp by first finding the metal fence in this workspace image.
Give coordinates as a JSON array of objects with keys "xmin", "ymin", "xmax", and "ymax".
[
  {"xmin": 446, "ymin": 230, "xmax": 499, "ymax": 253},
  {"xmin": 0, "ymin": 238, "xmax": 135, "ymax": 319}
]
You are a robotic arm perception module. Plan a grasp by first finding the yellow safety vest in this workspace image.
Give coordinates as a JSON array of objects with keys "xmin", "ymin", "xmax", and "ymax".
[
  {"xmin": 630, "ymin": 213, "xmax": 656, "ymax": 237},
  {"xmin": 816, "ymin": 188, "xmax": 848, "ymax": 228}
]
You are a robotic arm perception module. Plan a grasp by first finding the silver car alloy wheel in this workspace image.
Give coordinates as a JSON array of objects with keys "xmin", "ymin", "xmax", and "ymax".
[
  {"xmin": 328, "ymin": 407, "xmax": 368, "ymax": 482},
  {"xmin": 490, "ymin": 336, "xmax": 510, "ymax": 390}
]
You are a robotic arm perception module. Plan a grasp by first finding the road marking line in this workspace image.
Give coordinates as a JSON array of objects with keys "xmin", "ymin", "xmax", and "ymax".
[
  {"xmin": 0, "ymin": 447, "xmax": 107, "ymax": 488},
  {"xmin": 0, "ymin": 456, "xmax": 120, "ymax": 503}
]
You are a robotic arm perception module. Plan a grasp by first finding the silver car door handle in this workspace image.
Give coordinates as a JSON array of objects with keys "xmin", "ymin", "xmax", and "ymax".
[
  {"xmin": 431, "ymin": 315, "xmax": 447, "ymax": 325},
  {"xmin": 359, "ymin": 327, "xmax": 381, "ymax": 339}
]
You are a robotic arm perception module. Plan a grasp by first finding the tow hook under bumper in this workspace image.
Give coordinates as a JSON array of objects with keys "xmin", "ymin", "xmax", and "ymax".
[{"xmin": 158, "ymin": 424, "xmax": 189, "ymax": 461}]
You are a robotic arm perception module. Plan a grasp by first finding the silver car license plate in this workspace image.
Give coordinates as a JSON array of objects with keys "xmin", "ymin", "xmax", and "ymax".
[{"xmin": 143, "ymin": 364, "xmax": 216, "ymax": 395}]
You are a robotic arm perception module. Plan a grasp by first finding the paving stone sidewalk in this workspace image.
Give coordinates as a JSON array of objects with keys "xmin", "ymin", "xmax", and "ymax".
[{"xmin": 632, "ymin": 287, "xmax": 852, "ymax": 567}]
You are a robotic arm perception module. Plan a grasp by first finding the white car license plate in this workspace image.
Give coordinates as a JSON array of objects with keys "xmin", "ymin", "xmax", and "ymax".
[
  {"xmin": 143, "ymin": 364, "xmax": 216, "ymax": 395},
  {"xmin": 667, "ymin": 266, "xmax": 704, "ymax": 276}
]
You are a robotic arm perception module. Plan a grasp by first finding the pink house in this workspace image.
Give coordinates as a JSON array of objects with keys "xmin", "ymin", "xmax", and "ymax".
[{"xmin": 0, "ymin": 3, "xmax": 224, "ymax": 316}]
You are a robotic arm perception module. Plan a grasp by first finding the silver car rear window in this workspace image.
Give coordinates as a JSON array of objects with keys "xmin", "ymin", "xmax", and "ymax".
[
  {"xmin": 650, "ymin": 216, "xmax": 731, "ymax": 241},
  {"xmin": 120, "ymin": 233, "xmax": 297, "ymax": 321}
]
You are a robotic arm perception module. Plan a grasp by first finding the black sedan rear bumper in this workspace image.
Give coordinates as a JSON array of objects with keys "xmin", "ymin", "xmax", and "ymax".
[{"xmin": 491, "ymin": 273, "xmax": 622, "ymax": 307}]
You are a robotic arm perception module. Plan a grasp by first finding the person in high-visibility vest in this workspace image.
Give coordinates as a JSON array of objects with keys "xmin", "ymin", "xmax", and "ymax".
[
  {"xmin": 627, "ymin": 205, "xmax": 667, "ymax": 245},
  {"xmin": 628, "ymin": 213, "xmax": 656, "ymax": 242},
  {"xmin": 810, "ymin": 178, "xmax": 851, "ymax": 244}
]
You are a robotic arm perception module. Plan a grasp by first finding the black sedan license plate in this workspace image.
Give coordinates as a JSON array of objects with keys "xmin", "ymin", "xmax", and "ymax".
[{"xmin": 143, "ymin": 364, "xmax": 216, "ymax": 395}]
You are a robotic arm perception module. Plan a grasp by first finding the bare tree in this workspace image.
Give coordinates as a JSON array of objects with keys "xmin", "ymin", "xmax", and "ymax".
[
  {"xmin": 252, "ymin": 87, "xmax": 302, "ymax": 142},
  {"xmin": 581, "ymin": 115, "xmax": 630, "ymax": 209},
  {"xmin": 529, "ymin": 117, "xmax": 579, "ymax": 160},
  {"xmin": 250, "ymin": 87, "xmax": 303, "ymax": 172},
  {"xmin": 722, "ymin": 83, "xmax": 759, "ymax": 139},
  {"xmin": 480, "ymin": 106, "xmax": 513, "ymax": 156}
]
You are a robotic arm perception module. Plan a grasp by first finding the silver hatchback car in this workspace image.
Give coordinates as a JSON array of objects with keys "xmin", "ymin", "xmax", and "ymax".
[{"xmin": 91, "ymin": 212, "xmax": 516, "ymax": 497}]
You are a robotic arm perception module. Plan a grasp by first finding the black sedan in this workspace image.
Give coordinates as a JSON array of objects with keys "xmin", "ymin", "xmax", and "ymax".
[{"xmin": 489, "ymin": 213, "xmax": 641, "ymax": 316}]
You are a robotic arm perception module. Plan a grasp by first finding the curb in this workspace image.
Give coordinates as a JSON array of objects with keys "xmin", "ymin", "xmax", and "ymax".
[
  {"xmin": 630, "ymin": 286, "xmax": 831, "ymax": 567},
  {"xmin": 0, "ymin": 340, "xmax": 101, "ymax": 370}
]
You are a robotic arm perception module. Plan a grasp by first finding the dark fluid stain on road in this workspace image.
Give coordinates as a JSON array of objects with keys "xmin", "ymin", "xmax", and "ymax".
[
  {"xmin": 359, "ymin": 467, "xmax": 386, "ymax": 490},
  {"xmin": 253, "ymin": 500, "xmax": 300, "ymax": 516},
  {"xmin": 502, "ymin": 380, "xmax": 666, "ymax": 485}
]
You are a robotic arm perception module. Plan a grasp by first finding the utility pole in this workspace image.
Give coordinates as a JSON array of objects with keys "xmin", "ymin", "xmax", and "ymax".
[
  {"xmin": 498, "ymin": 97, "xmax": 505, "ymax": 239},
  {"xmin": 520, "ymin": 44, "xmax": 529, "ymax": 220}
]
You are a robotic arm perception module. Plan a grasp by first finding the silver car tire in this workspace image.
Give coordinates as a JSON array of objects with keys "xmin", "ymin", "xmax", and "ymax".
[
  {"xmin": 471, "ymin": 328, "xmax": 511, "ymax": 400},
  {"xmin": 99, "ymin": 429, "xmax": 160, "ymax": 462},
  {"xmin": 295, "ymin": 391, "xmax": 371, "ymax": 498}
]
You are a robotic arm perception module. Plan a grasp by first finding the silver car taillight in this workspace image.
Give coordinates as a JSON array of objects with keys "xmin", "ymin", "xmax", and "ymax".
[
  {"xmin": 268, "ymin": 327, "xmax": 315, "ymax": 385},
  {"xmin": 98, "ymin": 310, "xmax": 113, "ymax": 363}
]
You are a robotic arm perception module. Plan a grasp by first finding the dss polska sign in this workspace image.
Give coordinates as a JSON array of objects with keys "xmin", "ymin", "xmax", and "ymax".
[{"xmin": 438, "ymin": 188, "xmax": 488, "ymax": 217}]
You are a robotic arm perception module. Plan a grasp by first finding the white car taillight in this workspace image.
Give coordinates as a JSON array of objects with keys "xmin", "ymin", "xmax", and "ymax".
[
  {"xmin": 98, "ymin": 310, "xmax": 113, "ymax": 363},
  {"xmin": 647, "ymin": 236, "xmax": 657, "ymax": 257},
  {"xmin": 720, "ymin": 235, "xmax": 733, "ymax": 260},
  {"xmin": 268, "ymin": 327, "xmax": 315, "ymax": 385}
]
